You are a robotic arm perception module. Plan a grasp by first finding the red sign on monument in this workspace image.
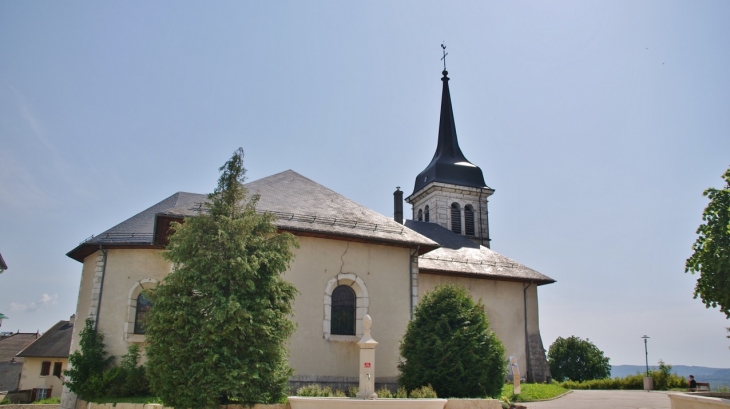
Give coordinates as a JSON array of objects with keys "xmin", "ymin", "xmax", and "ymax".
[{"xmin": 364, "ymin": 362, "xmax": 371, "ymax": 368}]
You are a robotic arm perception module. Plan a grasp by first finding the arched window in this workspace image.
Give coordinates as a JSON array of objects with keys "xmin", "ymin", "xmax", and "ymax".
[
  {"xmin": 134, "ymin": 291, "xmax": 152, "ymax": 335},
  {"xmin": 425, "ymin": 205, "xmax": 430, "ymax": 222},
  {"xmin": 331, "ymin": 285, "xmax": 356, "ymax": 335},
  {"xmin": 451, "ymin": 203, "xmax": 461, "ymax": 234},
  {"xmin": 464, "ymin": 205, "xmax": 475, "ymax": 236},
  {"xmin": 417, "ymin": 209, "xmax": 423, "ymax": 221}
]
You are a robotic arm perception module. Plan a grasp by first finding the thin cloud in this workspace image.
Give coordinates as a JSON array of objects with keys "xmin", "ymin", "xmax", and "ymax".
[{"xmin": 9, "ymin": 293, "xmax": 58, "ymax": 313}]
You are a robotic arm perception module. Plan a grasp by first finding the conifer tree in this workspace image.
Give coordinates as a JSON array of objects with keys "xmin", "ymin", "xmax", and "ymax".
[
  {"xmin": 398, "ymin": 284, "xmax": 506, "ymax": 398},
  {"xmin": 145, "ymin": 148, "xmax": 298, "ymax": 408}
]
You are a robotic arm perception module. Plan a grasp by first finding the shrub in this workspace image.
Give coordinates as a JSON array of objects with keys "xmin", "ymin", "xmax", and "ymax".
[
  {"xmin": 398, "ymin": 284, "xmax": 506, "ymax": 398},
  {"xmin": 376, "ymin": 386, "xmax": 392, "ymax": 398},
  {"xmin": 63, "ymin": 318, "xmax": 114, "ymax": 400},
  {"xmin": 559, "ymin": 362, "xmax": 687, "ymax": 391},
  {"xmin": 102, "ymin": 344, "xmax": 150, "ymax": 398},
  {"xmin": 394, "ymin": 386, "xmax": 408, "ymax": 398},
  {"xmin": 547, "ymin": 336, "xmax": 611, "ymax": 382},
  {"xmin": 295, "ymin": 384, "xmax": 347, "ymax": 397},
  {"xmin": 348, "ymin": 386, "xmax": 359, "ymax": 397},
  {"xmin": 35, "ymin": 397, "xmax": 61, "ymax": 404},
  {"xmin": 409, "ymin": 384, "xmax": 438, "ymax": 398}
]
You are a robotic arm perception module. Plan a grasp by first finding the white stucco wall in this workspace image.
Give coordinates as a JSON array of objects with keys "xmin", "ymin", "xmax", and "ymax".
[
  {"xmin": 71, "ymin": 249, "xmax": 171, "ymax": 360},
  {"xmin": 19, "ymin": 358, "xmax": 67, "ymax": 397},
  {"xmin": 282, "ymin": 236, "xmax": 412, "ymax": 379},
  {"xmin": 68, "ymin": 239, "xmax": 543, "ymax": 382},
  {"xmin": 418, "ymin": 273, "xmax": 541, "ymax": 374},
  {"xmin": 69, "ymin": 237, "xmax": 413, "ymax": 379}
]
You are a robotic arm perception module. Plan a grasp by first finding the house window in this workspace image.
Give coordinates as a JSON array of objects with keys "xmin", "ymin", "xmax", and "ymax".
[
  {"xmin": 417, "ymin": 209, "xmax": 423, "ymax": 221},
  {"xmin": 425, "ymin": 205, "xmax": 430, "ymax": 222},
  {"xmin": 451, "ymin": 203, "xmax": 461, "ymax": 234},
  {"xmin": 53, "ymin": 362, "xmax": 62, "ymax": 377},
  {"xmin": 331, "ymin": 285, "xmax": 356, "ymax": 335},
  {"xmin": 40, "ymin": 361, "xmax": 51, "ymax": 376},
  {"xmin": 134, "ymin": 291, "xmax": 152, "ymax": 335},
  {"xmin": 33, "ymin": 388, "xmax": 50, "ymax": 401},
  {"xmin": 465, "ymin": 205, "xmax": 475, "ymax": 236}
]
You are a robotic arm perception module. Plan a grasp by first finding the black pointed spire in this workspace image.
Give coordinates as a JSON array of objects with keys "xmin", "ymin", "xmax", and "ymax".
[{"xmin": 411, "ymin": 70, "xmax": 488, "ymax": 195}]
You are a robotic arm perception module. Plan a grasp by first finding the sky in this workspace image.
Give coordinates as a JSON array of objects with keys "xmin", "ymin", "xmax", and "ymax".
[{"xmin": 1, "ymin": 1, "xmax": 729, "ymax": 368}]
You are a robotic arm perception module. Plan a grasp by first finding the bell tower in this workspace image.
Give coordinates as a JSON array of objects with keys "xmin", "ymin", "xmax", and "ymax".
[{"xmin": 405, "ymin": 69, "xmax": 494, "ymax": 247}]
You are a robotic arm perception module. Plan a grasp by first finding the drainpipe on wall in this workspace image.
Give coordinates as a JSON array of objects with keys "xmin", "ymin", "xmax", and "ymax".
[
  {"xmin": 523, "ymin": 280, "xmax": 534, "ymax": 382},
  {"xmin": 94, "ymin": 247, "xmax": 108, "ymax": 331},
  {"xmin": 409, "ymin": 245, "xmax": 420, "ymax": 320}
]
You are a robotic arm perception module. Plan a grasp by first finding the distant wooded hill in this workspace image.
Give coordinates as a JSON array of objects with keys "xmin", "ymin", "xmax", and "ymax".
[{"xmin": 611, "ymin": 365, "xmax": 730, "ymax": 388}]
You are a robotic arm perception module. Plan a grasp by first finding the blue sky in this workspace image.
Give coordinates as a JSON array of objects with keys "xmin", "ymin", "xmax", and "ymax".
[{"xmin": 1, "ymin": 1, "xmax": 729, "ymax": 367}]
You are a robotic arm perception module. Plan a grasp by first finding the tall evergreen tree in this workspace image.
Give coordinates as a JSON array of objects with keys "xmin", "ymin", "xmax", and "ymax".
[{"xmin": 145, "ymin": 148, "xmax": 298, "ymax": 408}]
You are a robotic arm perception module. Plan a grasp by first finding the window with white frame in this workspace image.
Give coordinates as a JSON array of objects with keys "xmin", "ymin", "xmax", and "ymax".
[
  {"xmin": 323, "ymin": 273, "xmax": 369, "ymax": 341},
  {"xmin": 125, "ymin": 278, "xmax": 158, "ymax": 342}
]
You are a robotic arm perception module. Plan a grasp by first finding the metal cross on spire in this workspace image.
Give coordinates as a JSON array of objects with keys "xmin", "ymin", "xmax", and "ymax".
[{"xmin": 441, "ymin": 43, "xmax": 448, "ymax": 71}]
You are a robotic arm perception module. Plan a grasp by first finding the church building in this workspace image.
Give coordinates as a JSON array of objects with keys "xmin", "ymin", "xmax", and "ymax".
[{"xmin": 61, "ymin": 68, "xmax": 554, "ymax": 407}]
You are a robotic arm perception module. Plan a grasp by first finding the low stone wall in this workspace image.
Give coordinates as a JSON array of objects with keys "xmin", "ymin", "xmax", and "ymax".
[
  {"xmin": 444, "ymin": 399, "xmax": 502, "ymax": 409},
  {"xmin": 86, "ymin": 405, "xmax": 288, "ymax": 409},
  {"xmin": 75, "ymin": 398, "xmax": 501, "ymax": 409},
  {"xmin": 668, "ymin": 392, "xmax": 730, "ymax": 409},
  {"xmin": 0, "ymin": 405, "xmax": 60, "ymax": 409}
]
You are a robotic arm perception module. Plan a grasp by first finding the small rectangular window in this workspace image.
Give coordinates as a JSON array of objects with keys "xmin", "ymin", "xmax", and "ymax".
[
  {"xmin": 34, "ymin": 388, "xmax": 49, "ymax": 401},
  {"xmin": 53, "ymin": 362, "xmax": 62, "ymax": 377},
  {"xmin": 40, "ymin": 361, "xmax": 51, "ymax": 376}
]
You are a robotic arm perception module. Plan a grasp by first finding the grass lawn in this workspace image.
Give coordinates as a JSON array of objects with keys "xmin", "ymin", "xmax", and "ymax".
[{"xmin": 501, "ymin": 383, "xmax": 569, "ymax": 402}]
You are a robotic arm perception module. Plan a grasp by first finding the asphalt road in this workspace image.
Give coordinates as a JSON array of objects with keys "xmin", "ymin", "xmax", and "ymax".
[{"xmin": 524, "ymin": 390, "xmax": 670, "ymax": 409}]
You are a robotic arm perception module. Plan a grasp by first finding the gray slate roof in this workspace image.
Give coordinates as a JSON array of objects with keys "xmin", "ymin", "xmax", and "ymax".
[
  {"xmin": 69, "ymin": 170, "xmax": 437, "ymax": 261},
  {"xmin": 405, "ymin": 220, "xmax": 555, "ymax": 285},
  {"xmin": 0, "ymin": 361, "xmax": 22, "ymax": 392},
  {"xmin": 0, "ymin": 333, "xmax": 39, "ymax": 362},
  {"xmin": 16, "ymin": 321, "xmax": 73, "ymax": 359},
  {"xmin": 83, "ymin": 192, "xmax": 207, "ymax": 246},
  {"xmin": 161, "ymin": 170, "xmax": 438, "ymax": 249}
]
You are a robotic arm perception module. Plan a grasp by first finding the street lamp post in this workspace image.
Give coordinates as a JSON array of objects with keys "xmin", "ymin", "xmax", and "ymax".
[{"xmin": 641, "ymin": 335, "xmax": 650, "ymax": 376}]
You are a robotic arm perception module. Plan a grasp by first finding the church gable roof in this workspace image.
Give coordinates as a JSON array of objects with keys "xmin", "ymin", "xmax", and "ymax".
[
  {"xmin": 405, "ymin": 220, "xmax": 555, "ymax": 285},
  {"xmin": 68, "ymin": 170, "xmax": 438, "ymax": 262}
]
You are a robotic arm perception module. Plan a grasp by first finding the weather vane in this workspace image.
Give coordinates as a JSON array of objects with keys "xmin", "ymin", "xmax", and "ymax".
[{"xmin": 441, "ymin": 43, "xmax": 448, "ymax": 71}]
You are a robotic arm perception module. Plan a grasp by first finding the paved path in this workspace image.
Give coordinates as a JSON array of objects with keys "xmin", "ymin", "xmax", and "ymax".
[{"xmin": 523, "ymin": 390, "xmax": 670, "ymax": 409}]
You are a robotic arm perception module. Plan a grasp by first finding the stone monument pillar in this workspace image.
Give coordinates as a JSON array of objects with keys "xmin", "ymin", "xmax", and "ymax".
[{"xmin": 356, "ymin": 314, "xmax": 378, "ymax": 399}]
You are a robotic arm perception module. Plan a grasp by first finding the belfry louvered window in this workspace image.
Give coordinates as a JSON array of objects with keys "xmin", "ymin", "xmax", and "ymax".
[
  {"xmin": 424, "ymin": 205, "xmax": 430, "ymax": 222},
  {"xmin": 451, "ymin": 203, "xmax": 461, "ymax": 234},
  {"xmin": 418, "ymin": 209, "xmax": 423, "ymax": 221},
  {"xmin": 331, "ymin": 285, "xmax": 356, "ymax": 335},
  {"xmin": 134, "ymin": 291, "xmax": 152, "ymax": 335},
  {"xmin": 464, "ymin": 205, "xmax": 475, "ymax": 236}
]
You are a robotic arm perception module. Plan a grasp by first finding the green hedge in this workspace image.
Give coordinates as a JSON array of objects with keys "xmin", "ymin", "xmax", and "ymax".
[{"xmin": 561, "ymin": 365, "xmax": 688, "ymax": 391}]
